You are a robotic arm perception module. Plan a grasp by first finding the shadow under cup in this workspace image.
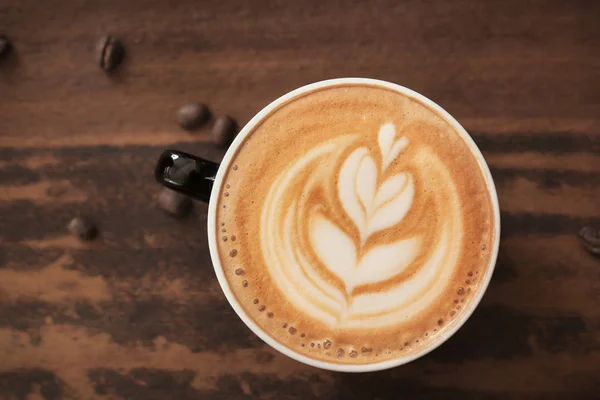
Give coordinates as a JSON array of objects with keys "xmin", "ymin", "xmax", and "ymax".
[{"xmin": 154, "ymin": 78, "xmax": 501, "ymax": 372}]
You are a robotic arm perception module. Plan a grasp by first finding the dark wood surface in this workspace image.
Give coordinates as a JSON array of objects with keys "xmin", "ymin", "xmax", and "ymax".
[{"xmin": 1, "ymin": 0, "xmax": 599, "ymax": 399}]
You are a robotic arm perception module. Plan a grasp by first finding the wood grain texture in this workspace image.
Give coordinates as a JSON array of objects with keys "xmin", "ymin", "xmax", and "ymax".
[{"xmin": 0, "ymin": 0, "xmax": 599, "ymax": 399}]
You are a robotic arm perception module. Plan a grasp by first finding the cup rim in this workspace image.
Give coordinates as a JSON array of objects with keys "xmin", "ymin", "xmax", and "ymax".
[{"xmin": 207, "ymin": 77, "xmax": 501, "ymax": 372}]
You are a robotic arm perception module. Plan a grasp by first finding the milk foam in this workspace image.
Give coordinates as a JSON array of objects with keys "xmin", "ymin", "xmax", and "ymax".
[
  {"xmin": 260, "ymin": 123, "xmax": 463, "ymax": 329},
  {"xmin": 216, "ymin": 84, "xmax": 496, "ymax": 365}
]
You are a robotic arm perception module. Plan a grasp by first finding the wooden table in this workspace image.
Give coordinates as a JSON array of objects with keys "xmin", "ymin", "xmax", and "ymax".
[{"xmin": 1, "ymin": 1, "xmax": 599, "ymax": 399}]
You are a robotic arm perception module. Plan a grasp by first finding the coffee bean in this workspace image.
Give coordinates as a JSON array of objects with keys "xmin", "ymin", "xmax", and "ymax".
[
  {"xmin": 157, "ymin": 187, "xmax": 192, "ymax": 218},
  {"xmin": 177, "ymin": 103, "xmax": 210, "ymax": 131},
  {"xmin": 67, "ymin": 216, "xmax": 98, "ymax": 241},
  {"xmin": 579, "ymin": 226, "xmax": 600, "ymax": 257},
  {"xmin": 212, "ymin": 116, "xmax": 237, "ymax": 148},
  {"xmin": 96, "ymin": 36, "xmax": 125, "ymax": 72},
  {"xmin": 0, "ymin": 36, "xmax": 11, "ymax": 59}
]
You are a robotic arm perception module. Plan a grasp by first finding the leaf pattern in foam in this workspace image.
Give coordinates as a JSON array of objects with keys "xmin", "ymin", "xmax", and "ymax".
[
  {"xmin": 309, "ymin": 211, "xmax": 357, "ymax": 285},
  {"xmin": 367, "ymin": 172, "xmax": 414, "ymax": 238},
  {"xmin": 373, "ymin": 172, "xmax": 408, "ymax": 209},
  {"xmin": 385, "ymin": 137, "xmax": 409, "ymax": 170},
  {"xmin": 315, "ymin": 123, "xmax": 418, "ymax": 294},
  {"xmin": 356, "ymin": 154, "xmax": 377, "ymax": 217},
  {"xmin": 378, "ymin": 123, "xmax": 409, "ymax": 171},
  {"xmin": 378, "ymin": 123, "xmax": 396, "ymax": 161},
  {"xmin": 348, "ymin": 237, "xmax": 421, "ymax": 292},
  {"xmin": 377, "ymin": 123, "xmax": 408, "ymax": 171},
  {"xmin": 338, "ymin": 147, "xmax": 369, "ymax": 234}
]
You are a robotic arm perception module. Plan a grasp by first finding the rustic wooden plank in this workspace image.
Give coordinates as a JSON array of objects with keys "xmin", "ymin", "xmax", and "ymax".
[
  {"xmin": 0, "ymin": 143, "xmax": 598, "ymax": 244},
  {"xmin": 1, "ymin": 0, "xmax": 599, "ymax": 147},
  {"xmin": 485, "ymin": 152, "xmax": 600, "ymax": 173},
  {"xmin": 0, "ymin": 326, "xmax": 598, "ymax": 399},
  {"xmin": 0, "ymin": 369, "xmax": 64, "ymax": 400}
]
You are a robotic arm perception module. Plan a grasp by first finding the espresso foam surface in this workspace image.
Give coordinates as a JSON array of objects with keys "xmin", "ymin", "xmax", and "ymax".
[{"xmin": 216, "ymin": 84, "xmax": 496, "ymax": 365}]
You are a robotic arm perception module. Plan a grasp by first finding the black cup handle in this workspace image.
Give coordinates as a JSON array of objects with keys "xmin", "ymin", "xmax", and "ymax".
[{"xmin": 155, "ymin": 149, "xmax": 219, "ymax": 203}]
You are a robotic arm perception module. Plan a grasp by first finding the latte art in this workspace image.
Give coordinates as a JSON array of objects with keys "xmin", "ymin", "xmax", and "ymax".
[
  {"xmin": 216, "ymin": 84, "xmax": 496, "ymax": 365},
  {"xmin": 261, "ymin": 123, "xmax": 463, "ymax": 329}
]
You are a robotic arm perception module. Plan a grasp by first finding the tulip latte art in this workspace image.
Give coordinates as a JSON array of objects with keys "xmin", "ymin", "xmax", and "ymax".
[{"xmin": 216, "ymin": 84, "xmax": 495, "ymax": 364}]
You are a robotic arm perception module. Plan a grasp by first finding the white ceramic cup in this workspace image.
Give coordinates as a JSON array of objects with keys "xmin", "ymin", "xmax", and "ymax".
[{"xmin": 155, "ymin": 78, "xmax": 501, "ymax": 372}]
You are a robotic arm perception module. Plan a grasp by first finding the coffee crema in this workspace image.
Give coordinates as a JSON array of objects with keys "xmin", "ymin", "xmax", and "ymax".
[{"xmin": 215, "ymin": 84, "xmax": 495, "ymax": 365}]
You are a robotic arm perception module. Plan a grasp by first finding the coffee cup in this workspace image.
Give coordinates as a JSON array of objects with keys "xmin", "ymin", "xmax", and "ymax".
[{"xmin": 155, "ymin": 78, "xmax": 500, "ymax": 372}]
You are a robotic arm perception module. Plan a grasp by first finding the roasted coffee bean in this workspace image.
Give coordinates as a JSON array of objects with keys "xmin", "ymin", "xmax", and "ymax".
[
  {"xmin": 177, "ymin": 103, "xmax": 210, "ymax": 130},
  {"xmin": 67, "ymin": 216, "xmax": 98, "ymax": 241},
  {"xmin": 96, "ymin": 36, "xmax": 125, "ymax": 72},
  {"xmin": 579, "ymin": 226, "xmax": 600, "ymax": 257},
  {"xmin": 157, "ymin": 187, "xmax": 193, "ymax": 218},
  {"xmin": 0, "ymin": 36, "xmax": 11, "ymax": 59},
  {"xmin": 212, "ymin": 115, "xmax": 237, "ymax": 148}
]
